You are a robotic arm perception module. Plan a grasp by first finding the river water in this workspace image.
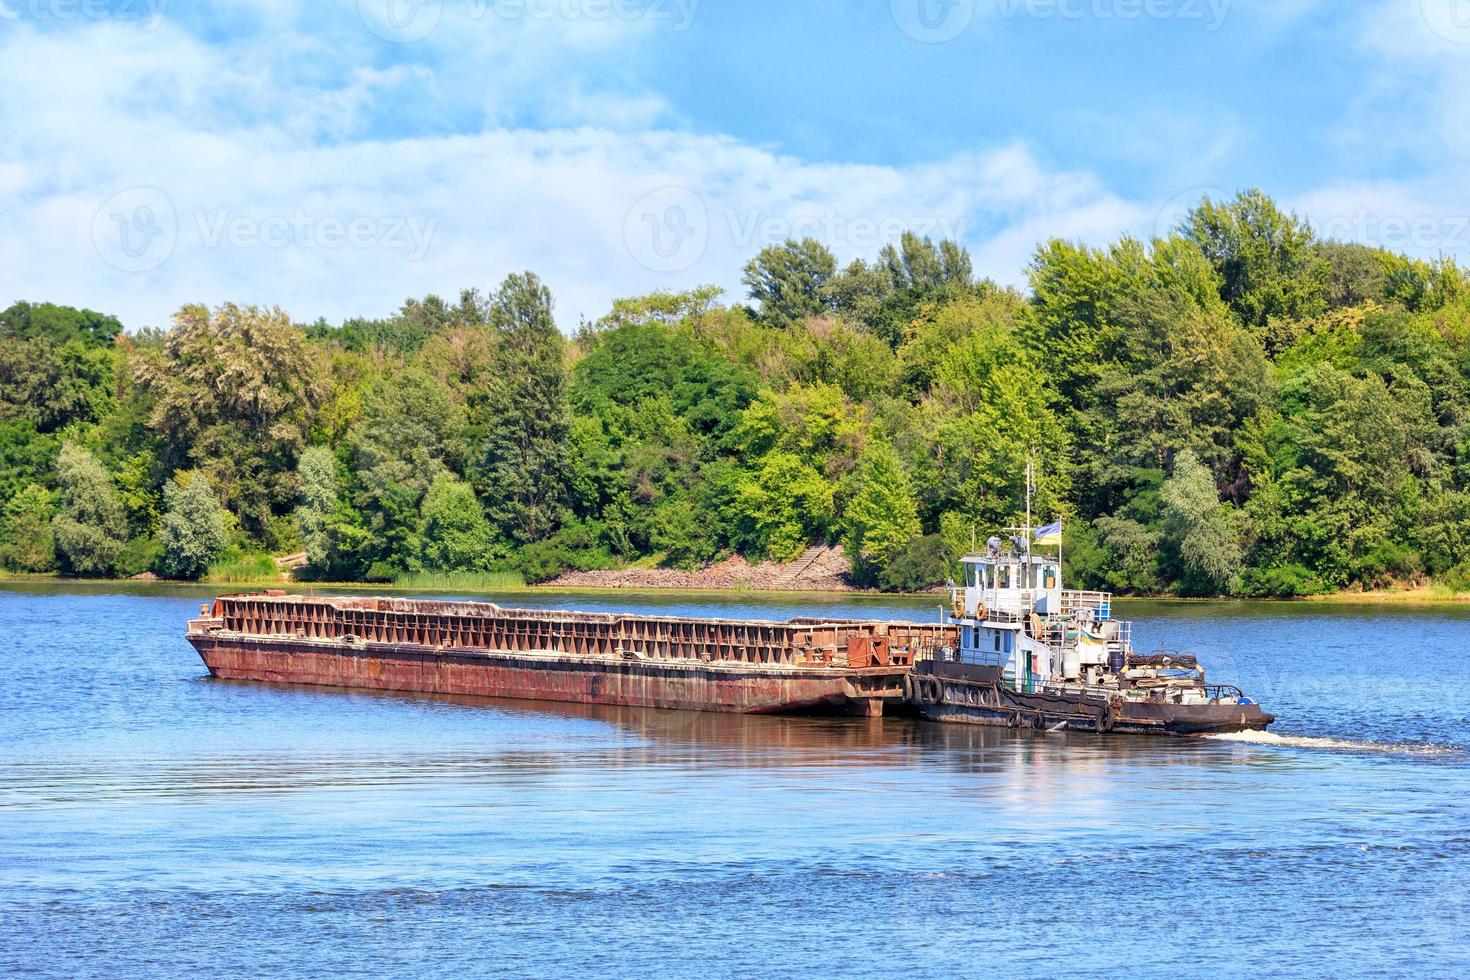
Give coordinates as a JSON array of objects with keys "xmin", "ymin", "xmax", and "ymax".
[{"xmin": 1, "ymin": 584, "xmax": 1467, "ymax": 978}]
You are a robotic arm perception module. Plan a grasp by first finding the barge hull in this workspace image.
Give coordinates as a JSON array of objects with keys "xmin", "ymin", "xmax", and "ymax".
[
  {"xmin": 186, "ymin": 594, "xmax": 953, "ymax": 716},
  {"xmin": 190, "ymin": 632, "xmax": 905, "ymax": 716}
]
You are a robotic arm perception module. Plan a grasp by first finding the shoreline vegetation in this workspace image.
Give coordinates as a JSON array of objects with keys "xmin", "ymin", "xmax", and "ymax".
[
  {"xmin": 5, "ymin": 568, "xmax": 1470, "ymax": 605},
  {"xmin": 8, "ymin": 191, "xmax": 1470, "ymax": 601}
]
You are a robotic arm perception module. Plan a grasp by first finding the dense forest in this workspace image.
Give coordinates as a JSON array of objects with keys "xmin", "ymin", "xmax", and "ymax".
[{"xmin": 5, "ymin": 190, "xmax": 1470, "ymax": 596}]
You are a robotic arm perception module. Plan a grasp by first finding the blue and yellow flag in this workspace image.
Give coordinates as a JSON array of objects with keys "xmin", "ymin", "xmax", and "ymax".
[{"xmin": 1035, "ymin": 520, "xmax": 1063, "ymax": 547}]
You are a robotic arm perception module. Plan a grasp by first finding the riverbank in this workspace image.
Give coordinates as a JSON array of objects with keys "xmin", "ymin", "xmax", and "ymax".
[
  {"xmin": 6, "ymin": 568, "xmax": 1470, "ymax": 604},
  {"xmin": 1301, "ymin": 586, "xmax": 1470, "ymax": 604}
]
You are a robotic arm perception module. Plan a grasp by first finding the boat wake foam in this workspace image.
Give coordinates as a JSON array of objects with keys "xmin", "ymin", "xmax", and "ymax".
[{"xmin": 1202, "ymin": 729, "xmax": 1456, "ymax": 756}]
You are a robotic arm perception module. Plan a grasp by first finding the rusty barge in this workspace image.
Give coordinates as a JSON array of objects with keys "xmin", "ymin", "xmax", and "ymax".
[
  {"xmin": 186, "ymin": 593, "xmax": 953, "ymax": 716},
  {"xmin": 187, "ymin": 520, "xmax": 1276, "ymax": 736}
]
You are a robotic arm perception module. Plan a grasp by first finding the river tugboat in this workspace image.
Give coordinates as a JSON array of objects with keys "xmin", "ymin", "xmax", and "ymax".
[{"xmin": 911, "ymin": 521, "xmax": 1274, "ymax": 737}]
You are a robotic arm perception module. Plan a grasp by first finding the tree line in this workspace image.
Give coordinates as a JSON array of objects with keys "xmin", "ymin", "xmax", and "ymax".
[{"xmin": 5, "ymin": 189, "xmax": 1470, "ymax": 596}]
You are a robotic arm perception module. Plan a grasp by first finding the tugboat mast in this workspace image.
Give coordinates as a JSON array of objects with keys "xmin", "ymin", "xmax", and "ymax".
[{"xmin": 1024, "ymin": 457, "xmax": 1033, "ymax": 570}]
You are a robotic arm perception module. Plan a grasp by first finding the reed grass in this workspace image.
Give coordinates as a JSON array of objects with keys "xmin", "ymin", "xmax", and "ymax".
[
  {"xmin": 392, "ymin": 569, "xmax": 527, "ymax": 591},
  {"xmin": 204, "ymin": 554, "xmax": 282, "ymax": 584}
]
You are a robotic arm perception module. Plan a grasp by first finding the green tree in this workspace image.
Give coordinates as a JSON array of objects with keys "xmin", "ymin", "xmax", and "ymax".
[
  {"xmin": 1160, "ymin": 450, "xmax": 1242, "ymax": 595},
  {"xmin": 841, "ymin": 442, "xmax": 921, "ymax": 585},
  {"xmin": 586, "ymin": 286, "xmax": 724, "ymax": 334},
  {"xmin": 897, "ymin": 290, "xmax": 1025, "ymax": 396},
  {"xmin": 730, "ymin": 382, "xmax": 869, "ymax": 482},
  {"xmin": 0, "ymin": 336, "xmax": 115, "ymax": 432},
  {"xmin": 0, "ymin": 421, "xmax": 61, "ymax": 505},
  {"xmin": 1027, "ymin": 235, "xmax": 1259, "ymax": 517},
  {"xmin": 1102, "ymin": 285, "xmax": 1267, "ymax": 477},
  {"xmin": 131, "ymin": 303, "xmax": 324, "ymax": 536},
  {"xmin": 877, "ymin": 534, "xmax": 949, "ymax": 592},
  {"xmin": 777, "ymin": 317, "xmax": 898, "ymax": 403},
  {"xmin": 1091, "ymin": 516, "xmax": 1164, "ymax": 594},
  {"xmin": 0, "ymin": 301, "xmax": 123, "ymax": 347},
  {"xmin": 829, "ymin": 234, "xmax": 980, "ymax": 347},
  {"xmin": 350, "ymin": 370, "xmax": 465, "ymax": 567},
  {"xmin": 742, "ymin": 238, "xmax": 838, "ymax": 329},
  {"xmin": 294, "ymin": 446, "xmax": 369, "ymax": 580},
  {"xmin": 908, "ymin": 312, "xmax": 1070, "ymax": 529},
  {"xmin": 416, "ymin": 474, "xmax": 507, "ymax": 572},
  {"xmin": 51, "ymin": 444, "xmax": 127, "ymax": 577},
  {"xmin": 1242, "ymin": 363, "xmax": 1428, "ymax": 588},
  {"xmin": 0, "ymin": 483, "xmax": 57, "ymax": 572},
  {"xmin": 1182, "ymin": 189, "xmax": 1327, "ymax": 332},
  {"xmin": 479, "ymin": 272, "xmax": 571, "ymax": 544},
  {"xmin": 158, "ymin": 473, "xmax": 229, "ymax": 580},
  {"xmin": 731, "ymin": 452, "xmax": 835, "ymax": 561}
]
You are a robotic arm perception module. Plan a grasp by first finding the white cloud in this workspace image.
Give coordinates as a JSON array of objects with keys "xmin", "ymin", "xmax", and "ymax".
[{"xmin": 0, "ymin": 10, "xmax": 1159, "ymax": 328}]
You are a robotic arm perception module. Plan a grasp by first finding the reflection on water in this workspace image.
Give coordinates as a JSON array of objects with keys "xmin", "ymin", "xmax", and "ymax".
[{"xmin": 1, "ymin": 584, "xmax": 1469, "ymax": 977}]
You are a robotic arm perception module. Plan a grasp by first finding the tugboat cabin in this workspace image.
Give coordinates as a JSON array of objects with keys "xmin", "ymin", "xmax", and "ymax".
[{"xmin": 949, "ymin": 539, "xmax": 1119, "ymax": 693}]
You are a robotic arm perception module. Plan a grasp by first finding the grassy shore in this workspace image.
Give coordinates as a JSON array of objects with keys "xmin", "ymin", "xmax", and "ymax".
[
  {"xmin": 6, "ymin": 569, "xmax": 1470, "ymax": 604},
  {"xmin": 1299, "ymin": 586, "xmax": 1470, "ymax": 604}
]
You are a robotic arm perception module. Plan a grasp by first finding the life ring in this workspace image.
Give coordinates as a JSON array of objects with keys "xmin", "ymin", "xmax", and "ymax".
[
  {"xmin": 972, "ymin": 601, "xmax": 988, "ymax": 622},
  {"xmin": 951, "ymin": 596, "xmax": 966, "ymax": 620}
]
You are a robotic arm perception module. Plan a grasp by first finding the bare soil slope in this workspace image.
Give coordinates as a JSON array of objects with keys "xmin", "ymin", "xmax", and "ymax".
[{"xmin": 545, "ymin": 545, "xmax": 852, "ymax": 593}]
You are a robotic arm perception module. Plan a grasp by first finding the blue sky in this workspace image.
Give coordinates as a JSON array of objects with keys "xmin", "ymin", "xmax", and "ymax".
[{"xmin": 3, "ymin": 0, "xmax": 1468, "ymax": 329}]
